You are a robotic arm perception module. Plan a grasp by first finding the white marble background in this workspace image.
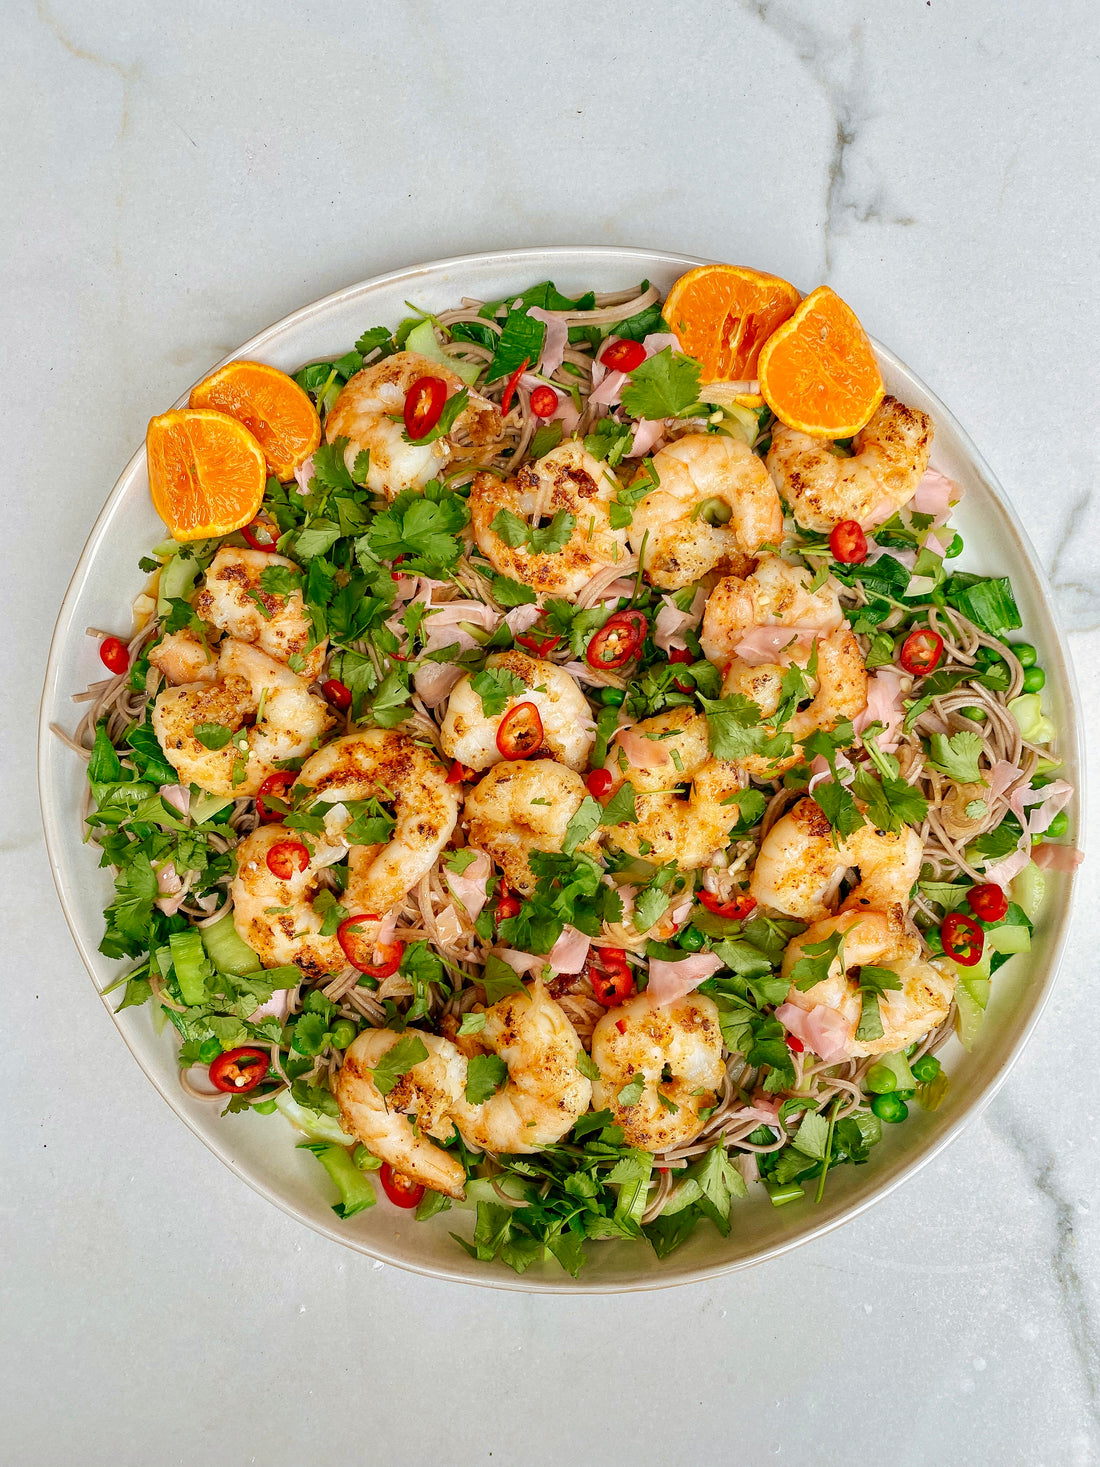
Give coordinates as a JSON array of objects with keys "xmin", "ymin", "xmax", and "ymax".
[{"xmin": 3, "ymin": 1, "xmax": 1098, "ymax": 1463}]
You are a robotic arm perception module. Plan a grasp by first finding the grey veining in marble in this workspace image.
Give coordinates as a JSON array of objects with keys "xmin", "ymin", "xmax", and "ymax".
[{"xmin": 3, "ymin": 2, "xmax": 1098, "ymax": 1464}]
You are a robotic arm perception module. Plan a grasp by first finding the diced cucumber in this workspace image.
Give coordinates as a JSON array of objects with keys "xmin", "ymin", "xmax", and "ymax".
[
  {"xmin": 156, "ymin": 552, "xmax": 202, "ymax": 617},
  {"xmin": 274, "ymin": 1090, "xmax": 356, "ymax": 1145},
  {"xmin": 201, "ymin": 910, "xmax": 262, "ymax": 975},
  {"xmin": 954, "ymin": 982, "xmax": 985, "ymax": 1052},
  {"xmin": 870, "ymin": 1050, "xmax": 918, "ymax": 1092},
  {"xmin": 405, "ymin": 319, "xmax": 482, "ymax": 385},
  {"xmin": 990, "ymin": 924, "xmax": 1031, "ymax": 955},
  {"xmin": 1007, "ymin": 694, "xmax": 1055, "ymax": 745},
  {"xmin": 190, "ymin": 792, "xmax": 234, "ymax": 823},
  {"xmin": 960, "ymin": 973, "xmax": 990, "ymax": 1010},
  {"xmin": 1010, "ymin": 862, "xmax": 1046, "ymax": 922}
]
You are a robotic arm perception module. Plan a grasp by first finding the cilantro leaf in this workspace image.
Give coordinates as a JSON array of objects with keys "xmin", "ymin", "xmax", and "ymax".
[
  {"xmin": 458, "ymin": 1011, "xmax": 487, "ymax": 1036},
  {"xmin": 367, "ymin": 481, "xmax": 470, "ymax": 571},
  {"xmin": 491, "ymin": 575, "xmax": 538, "ymax": 608},
  {"xmin": 369, "ymin": 1034, "xmax": 429, "ymax": 1096},
  {"xmin": 576, "ymin": 1050, "xmax": 600, "ymax": 1081},
  {"xmin": 812, "ymin": 779, "xmax": 866, "ymax": 839},
  {"xmin": 850, "ymin": 765, "xmax": 929, "ymax": 833},
  {"xmin": 470, "ymin": 667, "xmax": 527, "ymax": 718},
  {"xmin": 562, "ymin": 796, "xmax": 602, "ymax": 856},
  {"xmin": 490, "ymin": 508, "xmax": 576, "ymax": 556},
  {"xmin": 789, "ymin": 928, "xmax": 847, "ymax": 992},
  {"xmin": 620, "ymin": 347, "xmax": 701, "ymax": 420},
  {"xmin": 617, "ymin": 1073, "xmax": 645, "ymax": 1107},
  {"xmin": 600, "ymin": 782, "xmax": 637, "ymax": 827},
  {"xmin": 481, "ymin": 954, "xmax": 529, "ymax": 1003},
  {"xmin": 928, "ymin": 730, "xmax": 985, "ymax": 784},
  {"xmin": 192, "ymin": 722, "xmax": 233, "ymax": 751},
  {"xmin": 464, "ymin": 1053, "xmax": 508, "ymax": 1105},
  {"xmin": 584, "ymin": 417, "xmax": 634, "ymax": 467}
]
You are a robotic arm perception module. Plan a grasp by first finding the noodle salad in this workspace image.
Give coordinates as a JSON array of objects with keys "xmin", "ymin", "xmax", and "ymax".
[{"xmin": 59, "ymin": 272, "xmax": 1080, "ymax": 1275}]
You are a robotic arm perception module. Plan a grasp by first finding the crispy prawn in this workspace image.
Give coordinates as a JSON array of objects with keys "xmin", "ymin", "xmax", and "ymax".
[
  {"xmin": 462, "ymin": 759, "xmax": 601, "ymax": 894},
  {"xmin": 193, "ymin": 545, "xmax": 325, "ymax": 679},
  {"xmin": 440, "ymin": 650, "xmax": 594, "ymax": 772}
]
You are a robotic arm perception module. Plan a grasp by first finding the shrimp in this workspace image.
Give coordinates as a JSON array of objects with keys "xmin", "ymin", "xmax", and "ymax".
[
  {"xmin": 627, "ymin": 433, "xmax": 783, "ymax": 589},
  {"xmin": 440, "ymin": 650, "xmax": 594, "ymax": 772},
  {"xmin": 297, "ymin": 730, "xmax": 460, "ymax": 917},
  {"xmin": 700, "ymin": 553, "xmax": 844, "ymax": 667},
  {"xmin": 449, "ymin": 979, "xmax": 592, "ymax": 1153},
  {"xmin": 590, "ymin": 992, "xmax": 725, "ymax": 1151},
  {"xmin": 333, "ymin": 1027, "xmax": 468, "ymax": 1198},
  {"xmin": 193, "ymin": 546, "xmax": 325, "ymax": 679},
  {"xmin": 324, "ymin": 350, "xmax": 502, "ymax": 502},
  {"xmin": 469, "ymin": 439, "xmax": 630, "ymax": 595},
  {"xmin": 230, "ymin": 824, "xmax": 349, "ymax": 980},
  {"xmin": 148, "ymin": 627, "xmax": 217, "ymax": 686},
  {"xmin": 720, "ymin": 626, "xmax": 868, "ymax": 777},
  {"xmin": 750, "ymin": 796, "xmax": 923, "ymax": 922},
  {"xmin": 780, "ymin": 908, "xmax": 955, "ymax": 1059},
  {"xmin": 152, "ymin": 639, "xmax": 336, "ymax": 797},
  {"xmin": 602, "ymin": 706, "xmax": 745, "ymax": 868},
  {"xmin": 462, "ymin": 760, "xmax": 600, "ymax": 894},
  {"xmin": 767, "ymin": 395, "xmax": 933, "ymax": 532}
]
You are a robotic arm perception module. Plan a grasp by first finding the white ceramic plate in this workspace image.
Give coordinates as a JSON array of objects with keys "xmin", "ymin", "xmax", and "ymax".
[{"xmin": 39, "ymin": 247, "xmax": 1083, "ymax": 1291}]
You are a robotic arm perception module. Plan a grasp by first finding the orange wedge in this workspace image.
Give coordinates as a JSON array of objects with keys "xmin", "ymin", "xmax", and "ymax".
[
  {"xmin": 663, "ymin": 264, "xmax": 802, "ymax": 382},
  {"xmin": 757, "ymin": 285, "xmax": 884, "ymax": 438},
  {"xmin": 147, "ymin": 409, "xmax": 267, "ymax": 542},
  {"xmin": 189, "ymin": 360, "xmax": 320, "ymax": 479}
]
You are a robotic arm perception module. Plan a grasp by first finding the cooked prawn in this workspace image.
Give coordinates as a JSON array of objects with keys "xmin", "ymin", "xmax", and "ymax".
[
  {"xmin": 440, "ymin": 650, "xmax": 594, "ymax": 772},
  {"xmin": 628, "ymin": 433, "xmax": 783, "ymax": 589},
  {"xmin": 193, "ymin": 545, "xmax": 325, "ymax": 679},
  {"xmin": 230, "ymin": 823, "xmax": 349, "ymax": 981},
  {"xmin": 297, "ymin": 730, "xmax": 460, "ymax": 917},
  {"xmin": 333, "ymin": 1027, "xmax": 468, "ymax": 1198},
  {"xmin": 767, "ymin": 395, "xmax": 933, "ymax": 532},
  {"xmin": 152, "ymin": 639, "xmax": 336, "ymax": 796},
  {"xmin": 462, "ymin": 760, "xmax": 599, "ymax": 894},
  {"xmin": 780, "ymin": 908, "xmax": 955, "ymax": 1059},
  {"xmin": 449, "ymin": 979, "xmax": 592, "ymax": 1153},
  {"xmin": 469, "ymin": 439, "xmax": 629, "ymax": 595},
  {"xmin": 148, "ymin": 627, "xmax": 217, "ymax": 686},
  {"xmin": 750, "ymin": 795, "xmax": 923, "ymax": 922},
  {"xmin": 590, "ymin": 992, "xmax": 725, "ymax": 1151},
  {"xmin": 720, "ymin": 626, "xmax": 868, "ymax": 777},
  {"xmin": 602, "ymin": 706, "xmax": 745, "ymax": 868},
  {"xmin": 325, "ymin": 350, "xmax": 501, "ymax": 502},
  {"xmin": 700, "ymin": 553, "xmax": 844, "ymax": 667}
]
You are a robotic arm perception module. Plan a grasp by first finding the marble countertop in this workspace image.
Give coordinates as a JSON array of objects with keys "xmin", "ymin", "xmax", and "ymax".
[{"xmin": 4, "ymin": 2, "xmax": 1097, "ymax": 1463}]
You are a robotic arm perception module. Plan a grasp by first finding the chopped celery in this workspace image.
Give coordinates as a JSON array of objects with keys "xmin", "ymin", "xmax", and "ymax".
[
  {"xmin": 404, "ymin": 319, "xmax": 481, "ymax": 386},
  {"xmin": 990, "ymin": 924, "xmax": 1031, "ymax": 955},
  {"xmin": 954, "ymin": 982, "xmax": 985, "ymax": 1051},
  {"xmin": 298, "ymin": 1142, "xmax": 376, "ymax": 1218},
  {"xmin": 274, "ymin": 1090, "xmax": 356, "ymax": 1145},
  {"xmin": 1008, "ymin": 693, "xmax": 1055, "ymax": 745},
  {"xmin": 1010, "ymin": 861, "xmax": 1046, "ymax": 922},
  {"xmin": 168, "ymin": 929, "xmax": 211, "ymax": 1006},
  {"xmin": 200, "ymin": 911, "xmax": 262, "ymax": 975}
]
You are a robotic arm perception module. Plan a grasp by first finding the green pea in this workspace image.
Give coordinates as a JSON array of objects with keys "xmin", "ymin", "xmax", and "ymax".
[
  {"xmin": 1046, "ymin": 810, "xmax": 1069, "ymax": 839},
  {"xmin": 871, "ymin": 1093, "xmax": 909, "ymax": 1123},
  {"xmin": 911, "ymin": 1053, "xmax": 942, "ymax": 1083},
  {"xmin": 251, "ymin": 1098, "xmax": 277, "ymax": 1114},
  {"xmin": 944, "ymin": 532, "xmax": 964, "ymax": 559},
  {"xmin": 199, "ymin": 1037, "xmax": 222, "ymax": 1065},
  {"xmin": 958, "ymin": 706, "xmax": 987, "ymax": 723},
  {"xmin": 1021, "ymin": 665, "xmax": 1046, "ymax": 693},
  {"xmin": 330, "ymin": 1019, "xmax": 358, "ymax": 1050},
  {"xmin": 865, "ymin": 1063, "xmax": 897, "ymax": 1094},
  {"xmin": 599, "ymin": 687, "xmax": 625, "ymax": 707},
  {"xmin": 678, "ymin": 925, "xmax": 705, "ymax": 952},
  {"xmin": 1012, "ymin": 641, "xmax": 1038, "ymax": 667}
]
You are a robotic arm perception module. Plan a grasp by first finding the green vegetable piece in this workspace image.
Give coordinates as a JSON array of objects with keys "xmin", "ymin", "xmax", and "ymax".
[
  {"xmin": 765, "ymin": 1181, "xmax": 805, "ymax": 1207},
  {"xmin": 871, "ymin": 1093, "xmax": 908, "ymax": 1123},
  {"xmin": 957, "ymin": 705, "xmax": 987, "ymax": 723},
  {"xmin": 678, "ymin": 925, "xmax": 705, "ymax": 952},
  {"xmin": 298, "ymin": 1142, "xmax": 376, "ymax": 1218},
  {"xmin": 865, "ymin": 1063, "xmax": 897, "ymax": 1094},
  {"xmin": 369, "ymin": 1033, "xmax": 429, "ymax": 1097},
  {"xmin": 403, "ymin": 319, "xmax": 481, "ymax": 385},
  {"xmin": 1007, "ymin": 693, "xmax": 1055, "ymax": 744},
  {"xmin": 910, "ymin": 1053, "xmax": 941, "ymax": 1083},
  {"xmin": 1010, "ymin": 861, "xmax": 1046, "ymax": 921},
  {"xmin": 330, "ymin": 1019, "xmax": 358, "ymax": 1050},
  {"xmin": 200, "ymin": 911, "xmax": 262, "ymax": 976},
  {"xmin": 168, "ymin": 929, "xmax": 212, "ymax": 1007},
  {"xmin": 1021, "ymin": 665, "xmax": 1046, "ymax": 693},
  {"xmin": 1012, "ymin": 641, "xmax": 1037, "ymax": 667},
  {"xmin": 1045, "ymin": 810, "xmax": 1069, "ymax": 839},
  {"xmin": 599, "ymin": 687, "xmax": 625, "ymax": 707}
]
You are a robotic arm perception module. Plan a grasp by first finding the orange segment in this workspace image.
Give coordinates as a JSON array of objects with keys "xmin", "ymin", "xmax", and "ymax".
[
  {"xmin": 189, "ymin": 360, "xmax": 320, "ymax": 479},
  {"xmin": 757, "ymin": 285, "xmax": 884, "ymax": 438},
  {"xmin": 663, "ymin": 264, "xmax": 802, "ymax": 382},
  {"xmin": 147, "ymin": 409, "xmax": 267, "ymax": 542}
]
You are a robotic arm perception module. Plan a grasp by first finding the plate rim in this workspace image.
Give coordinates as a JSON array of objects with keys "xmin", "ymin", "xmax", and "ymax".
[{"xmin": 37, "ymin": 245, "xmax": 1085, "ymax": 1292}]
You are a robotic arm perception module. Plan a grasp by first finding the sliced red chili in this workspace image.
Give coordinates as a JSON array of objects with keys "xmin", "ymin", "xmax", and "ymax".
[
  {"xmin": 900, "ymin": 628, "xmax": 944, "ymax": 676},
  {"xmin": 337, "ymin": 914, "xmax": 405, "ymax": 977},
  {"xmin": 941, "ymin": 911, "xmax": 985, "ymax": 966},
  {"xmin": 600, "ymin": 339, "xmax": 647, "ymax": 373},
  {"xmin": 496, "ymin": 885, "xmax": 521, "ymax": 921},
  {"xmin": 379, "ymin": 1163, "xmax": 425, "ymax": 1208},
  {"xmin": 445, "ymin": 759, "xmax": 477, "ymax": 784},
  {"xmin": 668, "ymin": 647, "xmax": 693, "ymax": 664},
  {"xmin": 586, "ymin": 767, "xmax": 613, "ymax": 798},
  {"xmin": 829, "ymin": 520, "xmax": 868, "ymax": 564},
  {"xmin": 241, "ymin": 516, "xmax": 279, "ymax": 552},
  {"xmin": 697, "ymin": 890, "xmax": 757, "ymax": 920},
  {"xmin": 99, "ymin": 636, "xmax": 129, "ymax": 674},
  {"xmin": 496, "ymin": 701, "xmax": 544, "ymax": 759},
  {"xmin": 265, "ymin": 840, "xmax": 310, "ymax": 879},
  {"xmin": 256, "ymin": 771, "xmax": 296, "ymax": 823},
  {"xmin": 321, "ymin": 678, "xmax": 352, "ymax": 710},
  {"xmin": 208, "ymin": 1046, "xmax": 269, "ymax": 1093},
  {"xmin": 403, "ymin": 375, "xmax": 448, "ymax": 439},
  {"xmin": 588, "ymin": 947, "xmax": 635, "ymax": 1006},
  {"xmin": 529, "ymin": 385, "xmax": 558, "ymax": 418},
  {"xmin": 785, "ymin": 1034, "xmax": 805, "ymax": 1053},
  {"xmin": 500, "ymin": 357, "xmax": 530, "ymax": 415},
  {"xmin": 615, "ymin": 1018, "xmax": 628, "ymax": 1035},
  {"xmin": 515, "ymin": 631, "xmax": 562, "ymax": 657},
  {"xmin": 585, "ymin": 610, "xmax": 647, "ymax": 670},
  {"xmin": 966, "ymin": 882, "xmax": 1009, "ymax": 923}
]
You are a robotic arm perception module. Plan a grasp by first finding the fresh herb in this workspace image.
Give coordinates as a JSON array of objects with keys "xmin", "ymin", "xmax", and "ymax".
[
  {"xmin": 620, "ymin": 347, "xmax": 701, "ymax": 420},
  {"xmin": 465, "ymin": 1053, "xmax": 508, "ymax": 1105},
  {"xmin": 369, "ymin": 1033, "xmax": 429, "ymax": 1096},
  {"xmin": 470, "ymin": 666, "xmax": 527, "ymax": 717},
  {"xmin": 927, "ymin": 730, "xmax": 985, "ymax": 784},
  {"xmin": 490, "ymin": 508, "xmax": 577, "ymax": 556}
]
